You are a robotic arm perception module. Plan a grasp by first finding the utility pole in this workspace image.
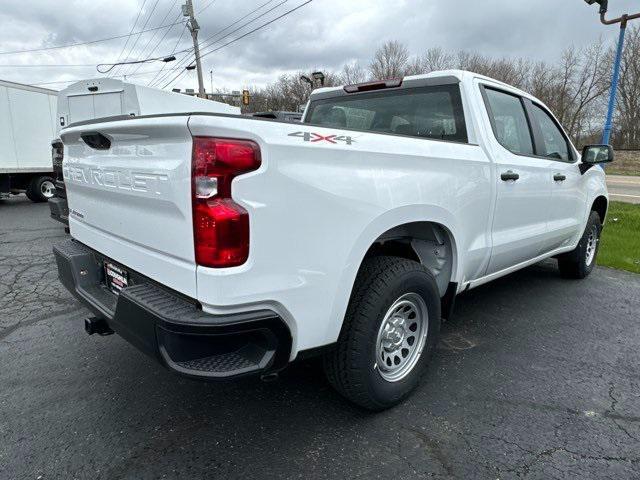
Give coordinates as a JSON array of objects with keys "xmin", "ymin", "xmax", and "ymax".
[{"xmin": 183, "ymin": 0, "xmax": 205, "ymax": 98}]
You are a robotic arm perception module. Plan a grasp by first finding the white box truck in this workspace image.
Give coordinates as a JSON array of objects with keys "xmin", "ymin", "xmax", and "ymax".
[
  {"xmin": 0, "ymin": 79, "xmax": 58, "ymax": 202},
  {"xmin": 49, "ymin": 78, "xmax": 240, "ymax": 224}
]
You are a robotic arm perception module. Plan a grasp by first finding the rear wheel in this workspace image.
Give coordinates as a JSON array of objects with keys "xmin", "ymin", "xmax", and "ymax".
[
  {"xmin": 557, "ymin": 211, "xmax": 602, "ymax": 279},
  {"xmin": 323, "ymin": 256, "xmax": 441, "ymax": 411},
  {"xmin": 26, "ymin": 176, "xmax": 55, "ymax": 203}
]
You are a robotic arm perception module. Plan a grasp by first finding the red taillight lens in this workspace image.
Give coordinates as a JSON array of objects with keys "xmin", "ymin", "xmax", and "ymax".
[
  {"xmin": 194, "ymin": 199, "xmax": 249, "ymax": 268},
  {"xmin": 192, "ymin": 137, "xmax": 261, "ymax": 268}
]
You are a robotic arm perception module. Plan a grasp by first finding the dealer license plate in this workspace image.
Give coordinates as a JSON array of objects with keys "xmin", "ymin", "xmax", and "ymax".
[{"xmin": 104, "ymin": 262, "xmax": 129, "ymax": 295}]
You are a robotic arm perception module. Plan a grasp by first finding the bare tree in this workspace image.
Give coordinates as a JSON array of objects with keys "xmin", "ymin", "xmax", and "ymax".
[
  {"xmin": 403, "ymin": 56, "xmax": 425, "ymax": 76},
  {"xmin": 526, "ymin": 61, "xmax": 554, "ymax": 101},
  {"xmin": 534, "ymin": 42, "xmax": 609, "ymax": 143},
  {"xmin": 421, "ymin": 47, "xmax": 455, "ymax": 72},
  {"xmin": 253, "ymin": 72, "xmax": 312, "ymax": 112},
  {"xmin": 369, "ymin": 40, "xmax": 410, "ymax": 80},
  {"xmin": 615, "ymin": 25, "xmax": 640, "ymax": 148},
  {"xmin": 340, "ymin": 61, "xmax": 369, "ymax": 84},
  {"xmin": 456, "ymin": 51, "xmax": 529, "ymax": 88},
  {"xmin": 244, "ymin": 69, "xmax": 342, "ymax": 113},
  {"xmin": 242, "ymin": 37, "xmax": 624, "ymax": 145}
]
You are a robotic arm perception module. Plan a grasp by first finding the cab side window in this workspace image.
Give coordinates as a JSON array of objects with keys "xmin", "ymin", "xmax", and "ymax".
[
  {"xmin": 483, "ymin": 88, "xmax": 534, "ymax": 156},
  {"xmin": 529, "ymin": 103, "xmax": 571, "ymax": 162}
]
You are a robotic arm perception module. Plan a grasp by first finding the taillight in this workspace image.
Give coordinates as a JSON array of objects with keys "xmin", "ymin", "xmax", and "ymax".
[
  {"xmin": 52, "ymin": 142, "xmax": 63, "ymax": 169},
  {"xmin": 192, "ymin": 137, "xmax": 261, "ymax": 268}
]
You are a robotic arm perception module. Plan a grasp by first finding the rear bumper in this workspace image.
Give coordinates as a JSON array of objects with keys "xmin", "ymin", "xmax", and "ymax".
[{"xmin": 53, "ymin": 239, "xmax": 292, "ymax": 380}]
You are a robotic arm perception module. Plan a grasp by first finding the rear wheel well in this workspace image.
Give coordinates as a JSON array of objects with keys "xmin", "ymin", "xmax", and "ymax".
[
  {"xmin": 365, "ymin": 239, "xmax": 420, "ymax": 263},
  {"xmin": 362, "ymin": 222, "xmax": 456, "ymax": 299},
  {"xmin": 592, "ymin": 196, "xmax": 608, "ymax": 223}
]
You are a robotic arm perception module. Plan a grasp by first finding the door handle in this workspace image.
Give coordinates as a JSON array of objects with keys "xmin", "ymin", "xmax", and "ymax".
[
  {"xmin": 553, "ymin": 174, "xmax": 567, "ymax": 182},
  {"xmin": 501, "ymin": 170, "xmax": 520, "ymax": 181}
]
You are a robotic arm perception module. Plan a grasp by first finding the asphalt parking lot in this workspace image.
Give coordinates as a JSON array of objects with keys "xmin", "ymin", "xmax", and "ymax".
[{"xmin": 1, "ymin": 195, "xmax": 639, "ymax": 480}]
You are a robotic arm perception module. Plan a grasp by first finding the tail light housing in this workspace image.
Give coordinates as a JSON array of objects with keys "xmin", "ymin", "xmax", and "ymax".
[{"xmin": 192, "ymin": 137, "xmax": 261, "ymax": 268}]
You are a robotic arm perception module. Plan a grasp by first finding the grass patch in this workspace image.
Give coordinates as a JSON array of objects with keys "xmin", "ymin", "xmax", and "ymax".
[{"xmin": 598, "ymin": 201, "xmax": 640, "ymax": 274}]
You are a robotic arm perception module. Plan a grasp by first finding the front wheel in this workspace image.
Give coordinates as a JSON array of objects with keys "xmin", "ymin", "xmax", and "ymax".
[
  {"xmin": 557, "ymin": 211, "xmax": 602, "ymax": 279},
  {"xmin": 323, "ymin": 256, "xmax": 441, "ymax": 411}
]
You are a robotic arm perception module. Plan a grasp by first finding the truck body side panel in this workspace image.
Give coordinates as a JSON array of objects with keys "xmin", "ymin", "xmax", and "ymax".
[{"xmin": 187, "ymin": 114, "xmax": 493, "ymax": 355}]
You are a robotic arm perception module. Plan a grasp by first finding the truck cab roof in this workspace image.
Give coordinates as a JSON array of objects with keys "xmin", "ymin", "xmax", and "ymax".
[{"xmin": 310, "ymin": 69, "xmax": 532, "ymax": 102}]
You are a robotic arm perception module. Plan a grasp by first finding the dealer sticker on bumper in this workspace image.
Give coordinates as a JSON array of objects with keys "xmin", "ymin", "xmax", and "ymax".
[{"xmin": 104, "ymin": 262, "xmax": 128, "ymax": 295}]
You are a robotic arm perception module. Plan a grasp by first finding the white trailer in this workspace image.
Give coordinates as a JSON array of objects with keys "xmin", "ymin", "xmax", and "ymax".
[{"xmin": 0, "ymin": 79, "xmax": 58, "ymax": 202}]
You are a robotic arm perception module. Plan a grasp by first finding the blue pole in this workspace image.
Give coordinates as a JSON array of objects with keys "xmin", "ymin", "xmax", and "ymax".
[{"xmin": 602, "ymin": 19, "xmax": 627, "ymax": 145}]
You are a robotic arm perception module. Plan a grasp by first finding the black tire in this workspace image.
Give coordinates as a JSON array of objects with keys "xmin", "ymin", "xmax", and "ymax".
[
  {"xmin": 323, "ymin": 256, "xmax": 441, "ymax": 411},
  {"xmin": 557, "ymin": 211, "xmax": 602, "ymax": 279},
  {"xmin": 26, "ymin": 176, "xmax": 55, "ymax": 203},
  {"xmin": 24, "ymin": 187, "xmax": 36, "ymax": 202}
]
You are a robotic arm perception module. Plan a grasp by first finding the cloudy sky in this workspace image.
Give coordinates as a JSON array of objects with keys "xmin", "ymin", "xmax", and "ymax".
[{"xmin": 0, "ymin": 0, "xmax": 638, "ymax": 92}]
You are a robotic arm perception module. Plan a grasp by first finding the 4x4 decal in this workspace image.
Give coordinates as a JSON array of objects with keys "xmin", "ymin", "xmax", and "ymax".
[{"xmin": 288, "ymin": 131, "xmax": 355, "ymax": 145}]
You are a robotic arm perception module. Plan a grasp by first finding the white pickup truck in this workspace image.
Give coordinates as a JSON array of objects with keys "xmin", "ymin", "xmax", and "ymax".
[{"xmin": 54, "ymin": 70, "xmax": 612, "ymax": 410}]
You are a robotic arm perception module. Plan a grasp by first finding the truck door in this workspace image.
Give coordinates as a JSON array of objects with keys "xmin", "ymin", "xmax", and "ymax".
[
  {"xmin": 480, "ymin": 85, "xmax": 553, "ymax": 274},
  {"xmin": 526, "ymin": 102, "xmax": 586, "ymax": 253}
]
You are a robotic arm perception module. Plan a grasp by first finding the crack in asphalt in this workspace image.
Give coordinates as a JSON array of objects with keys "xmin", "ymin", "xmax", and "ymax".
[
  {"xmin": 606, "ymin": 384, "xmax": 640, "ymax": 441},
  {"xmin": 0, "ymin": 305, "xmax": 80, "ymax": 341}
]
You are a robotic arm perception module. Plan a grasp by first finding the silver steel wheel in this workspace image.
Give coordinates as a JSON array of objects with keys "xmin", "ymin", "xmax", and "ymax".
[
  {"xmin": 375, "ymin": 292, "xmax": 429, "ymax": 383},
  {"xmin": 40, "ymin": 180, "xmax": 55, "ymax": 199},
  {"xmin": 585, "ymin": 225, "xmax": 599, "ymax": 266}
]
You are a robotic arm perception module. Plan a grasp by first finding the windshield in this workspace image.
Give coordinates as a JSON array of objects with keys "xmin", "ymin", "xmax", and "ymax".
[{"xmin": 305, "ymin": 84, "xmax": 467, "ymax": 143}]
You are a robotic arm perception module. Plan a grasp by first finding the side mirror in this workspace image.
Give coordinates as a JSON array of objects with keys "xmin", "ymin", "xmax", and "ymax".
[
  {"xmin": 582, "ymin": 144, "xmax": 614, "ymax": 165},
  {"xmin": 580, "ymin": 145, "xmax": 613, "ymax": 174}
]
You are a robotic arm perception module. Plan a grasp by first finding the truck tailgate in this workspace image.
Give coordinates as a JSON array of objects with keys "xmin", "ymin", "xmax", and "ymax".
[{"xmin": 60, "ymin": 116, "xmax": 196, "ymax": 297}]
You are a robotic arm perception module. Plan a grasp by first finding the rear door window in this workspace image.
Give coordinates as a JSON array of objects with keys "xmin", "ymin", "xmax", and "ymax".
[{"xmin": 305, "ymin": 84, "xmax": 468, "ymax": 143}]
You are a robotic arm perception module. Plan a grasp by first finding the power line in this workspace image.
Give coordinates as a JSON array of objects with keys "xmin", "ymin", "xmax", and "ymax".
[
  {"xmin": 155, "ymin": 0, "xmax": 282, "ymax": 88},
  {"xmin": 197, "ymin": 0, "xmax": 218, "ymax": 14},
  {"xmin": 14, "ymin": 0, "xmax": 313, "ymax": 91},
  {"xmin": 0, "ymin": 21, "xmax": 184, "ymax": 56},
  {"xmin": 0, "ymin": 64, "xmax": 96, "ymax": 67},
  {"xmin": 111, "ymin": 0, "xmax": 162, "ymax": 77},
  {"xmin": 149, "ymin": 48, "xmax": 193, "ymax": 87},
  {"xmin": 128, "ymin": 5, "xmax": 184, "ymax": 77},
  {"xmin": 153, "ymin": 0, "xmax": 280, "ymax": 85},
  {"xmin": 161, "ymin": 63, "xmax": 191, "ymax": 89},
  {"xmin": 199, "ymin": 0, "xmax": 285, "ymax": 52},
  {"xmin": 123, "ymin": 0, "xmax": 181, "ymax": 77},
  {"xmin": 97, "ymin": 52, "xmax": 185, "ymax": 73},
  {"xmin": 110, "ymin": 0, "xmax": 149, "ymax": 75},
  {"xmin": 30, "ymin": 67, "xmax": 175, "ymax": 86},
  {"xmin": 160, "ymin": 1, "xmax": 292, "ymax": 89},
  {"xmin": 147, "ymin": 23, "xmax": 189, "ymax": 85},
  {"xmin": 202, "ymin": 0, "xmax": 312, "ymax": 59}
]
